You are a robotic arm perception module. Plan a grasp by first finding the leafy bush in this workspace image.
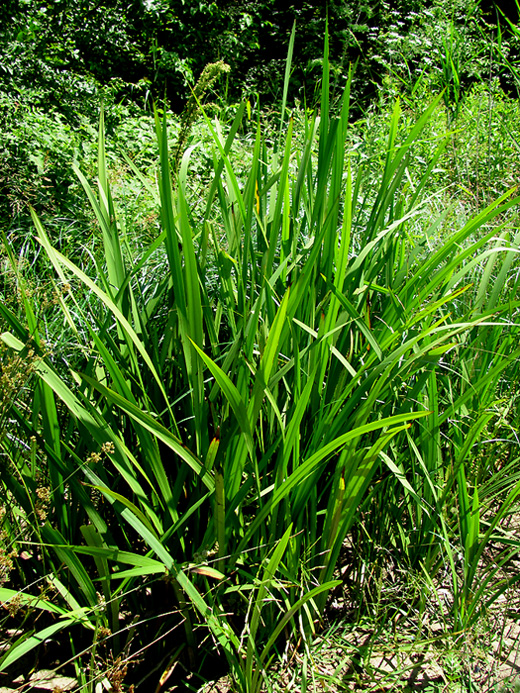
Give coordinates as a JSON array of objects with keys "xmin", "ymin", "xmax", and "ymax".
[{"xmin": 0, "ymin": 0, "xmax": 507, "ymax": 114}]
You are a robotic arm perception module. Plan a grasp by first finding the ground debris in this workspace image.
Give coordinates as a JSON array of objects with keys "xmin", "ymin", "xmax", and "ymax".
[{"xmin": 13, "ymin": 669, "xmax": 77, "ymax": 691}]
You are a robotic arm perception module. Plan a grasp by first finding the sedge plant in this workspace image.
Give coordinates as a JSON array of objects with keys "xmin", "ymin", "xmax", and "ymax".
[{"xmin": 1, "ymin": 28, "xmax": 520, "ymax": 691}]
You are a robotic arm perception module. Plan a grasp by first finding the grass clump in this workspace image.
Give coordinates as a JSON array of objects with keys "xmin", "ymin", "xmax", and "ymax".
[{"xmin": 1, "ymin": 32, "xmax": 520, "ymax": 693}]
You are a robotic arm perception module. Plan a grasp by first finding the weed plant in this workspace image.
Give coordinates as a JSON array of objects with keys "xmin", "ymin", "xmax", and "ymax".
[{"xmin": 1, "ymin": 30, "xmax": 520, "ymax": 692}]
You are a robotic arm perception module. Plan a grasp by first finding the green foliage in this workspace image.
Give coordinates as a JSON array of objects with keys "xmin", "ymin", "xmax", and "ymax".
[
  {"xmin": 367, "ymin": 0, "xmax": 494, "ymax": 112},
  {"xmin": 0, "ymin": 98, "xmax": 81, "ymax": 221},
  {"xmin": 2, "ymin": 14, "xmax": 520, "ymax": 690},
  {"xmin": 2, "ymin": 44, "xmax": 520, "ymax": 690},
  {"xmin": 0, "ymin": 0, "xmax": 505, "ymax": 115},
  {"xmin": 2, "ymin": 0, "xmax": 517, "ymax": 262}
]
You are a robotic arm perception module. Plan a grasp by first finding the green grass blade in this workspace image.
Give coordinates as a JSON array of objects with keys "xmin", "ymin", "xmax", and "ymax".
[{"xmin": 0, "ymin": 619, "xmax": 78, "ymax": 672}]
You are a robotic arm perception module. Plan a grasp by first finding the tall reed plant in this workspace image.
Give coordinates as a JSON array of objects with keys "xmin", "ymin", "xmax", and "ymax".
[{"xmin": 1, "ymin": 29, "xmax": 520, "ymax": 691}]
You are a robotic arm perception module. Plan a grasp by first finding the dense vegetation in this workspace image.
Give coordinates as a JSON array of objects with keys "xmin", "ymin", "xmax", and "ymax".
[{"xmin": 3, "ymin": 1, "xmax": 520, "ymax": 691}]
